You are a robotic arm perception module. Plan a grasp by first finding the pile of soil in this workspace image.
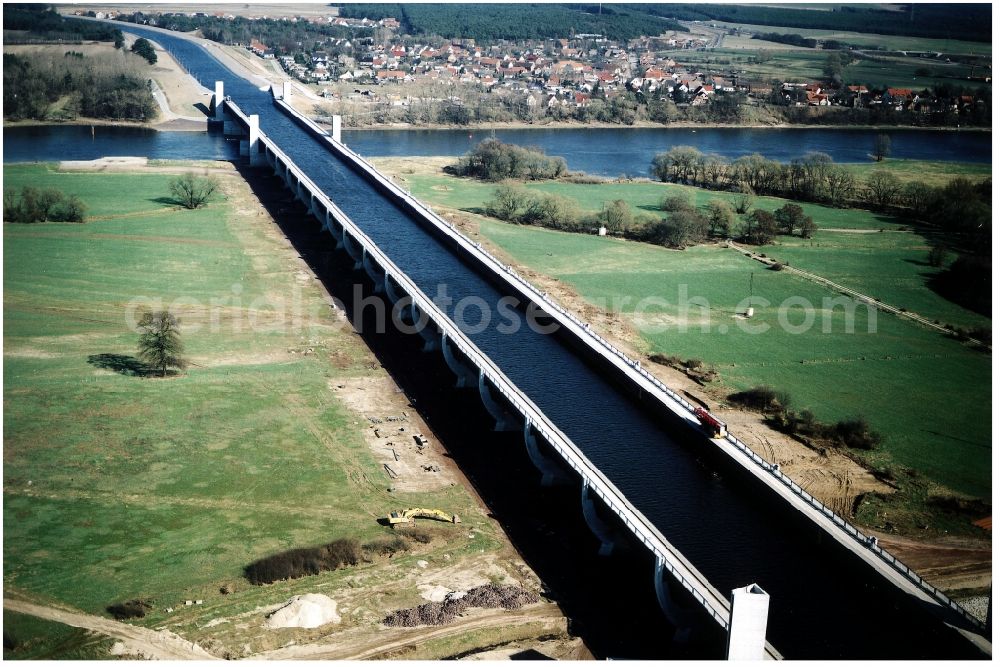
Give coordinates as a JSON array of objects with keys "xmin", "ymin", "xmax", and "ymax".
[
  {"xmin": 382, "ymin": 583, "xmax": 539, "ymax": 628},
  {"xmin": 265, "ymin": 594, "xmax": 341, "ymax": 629}
]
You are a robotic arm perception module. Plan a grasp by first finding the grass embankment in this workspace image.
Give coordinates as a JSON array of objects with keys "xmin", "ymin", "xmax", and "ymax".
[
  {"xmin": 2, "ymin": 163, "xmax": 508, "ymax": 657},
  {"xmin": 375, "ymin": 157, "xmax": 991, "ymax": 512}
]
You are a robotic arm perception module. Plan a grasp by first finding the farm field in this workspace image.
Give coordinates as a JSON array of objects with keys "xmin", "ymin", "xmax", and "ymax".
[
  {"xmin": 709, "ymin": 21, "xmax": 993, "ymax": 56},
  {"xmin": 374, "ymin": 157, "xmax": 991, "ymax": 500},
  {"xmin": 672, "ymin": 47, "xmax": 991, "ymax": 91},
  {"xmin": 2, "ymin": 163, "xmax": 524, "ymax": 658}
]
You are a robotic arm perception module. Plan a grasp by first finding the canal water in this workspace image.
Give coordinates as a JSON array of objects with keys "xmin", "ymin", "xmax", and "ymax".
[{"xmin": 6, "ymin": 23, "xmax": 986, "ymax": 659}]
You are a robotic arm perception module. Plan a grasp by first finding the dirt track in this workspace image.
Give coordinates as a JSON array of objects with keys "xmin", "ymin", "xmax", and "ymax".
[
  {"xmin": 254, "ymin": 602, "xmax": 569, "ymax": 660},
  {"xmin": 3, "ymin": 598, "xmax": 218, "ymax": 660}
]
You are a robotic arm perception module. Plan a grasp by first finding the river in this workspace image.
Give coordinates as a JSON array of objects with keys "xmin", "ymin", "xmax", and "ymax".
[
  {"xmin": 343, "ymin": 126, "xmax": 992, "ymax": 177},
  {"xmin": 4, "ymin": 124, "xmax": 991, "ymax": 178}
]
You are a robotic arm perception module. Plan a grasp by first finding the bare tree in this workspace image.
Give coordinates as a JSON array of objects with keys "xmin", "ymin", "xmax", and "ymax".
[
  {"xmin": 866, "ymin": 170, "xmax": 902, "ymax": 210},
  {"xmin": 873, "ymin": 133, "xmax": 891, "ymax": 162},
  {"xmin": 169, "ymin": 172, "xmax": 218, "ymax": 209},
  {"xmin": 137, "ymin": 311, "xmax": 186, "ymax": 377}
]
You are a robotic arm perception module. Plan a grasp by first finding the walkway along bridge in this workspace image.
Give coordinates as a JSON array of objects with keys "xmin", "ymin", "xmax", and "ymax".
[{"xmin": 213, "ymin": 80, "xmax": 989, "ymax": 659}]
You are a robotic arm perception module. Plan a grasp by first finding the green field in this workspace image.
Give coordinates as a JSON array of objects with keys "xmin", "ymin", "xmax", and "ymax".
[
  {"xmin": 841, "ymin": 158, "xmax": 991, "ymax": 189},
  {"xmin": 380, "ymin": 159, "xmax": 991, "ymax": 499},
  {"xmin": 388, "ymin": 158, "xmax": 990, "ymax": 331},
  {"xmin": 3, "ymin": 164, "xmax": 503, "ymax": 654},
  {"xmin": 480, "ymin": 221, "xmax": 990, "ymax": 498}
]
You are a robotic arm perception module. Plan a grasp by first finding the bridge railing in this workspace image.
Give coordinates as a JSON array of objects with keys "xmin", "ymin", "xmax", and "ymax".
[
  {"xmin": 233, "ymin": 99, "xmax": 736, "ymax": 633},
  {"xmin": 262, "ymin": 98, "xmax": 986, "ymax": 637},
  {"xmin": 721, "ymin": 431, "xmax": 985, "ymax": 631}
]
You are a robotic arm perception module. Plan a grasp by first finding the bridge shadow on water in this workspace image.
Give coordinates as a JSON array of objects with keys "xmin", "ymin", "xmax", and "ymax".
[{"xmin": 234, "ymin": 163, "xmax": 727, "ymax": 660}]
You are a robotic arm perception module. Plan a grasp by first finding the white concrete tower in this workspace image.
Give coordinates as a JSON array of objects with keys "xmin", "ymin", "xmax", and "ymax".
[
  {"xmin": 727, "ymin": 583, "xmax": 770, "ymax": 660},
  {"xmin": 213, "ymin": 81, "xmax": 224, "ymax": 120}
]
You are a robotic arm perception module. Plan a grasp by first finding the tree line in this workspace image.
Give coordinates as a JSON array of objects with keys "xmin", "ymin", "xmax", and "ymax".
[
  {"xmin": 336, "ymin": 3, "xmax": 687, "ymax": 41},
  {"xmin": 481, "ymin": 181, "xmax": 816, "ymax": 250},
  {"xmin": 752, "ymin": 32, "xmax": 817, "ymax": 48},
  {"xmin": 650, "ymin": 145, "xmax": 989, "ymax": 241},
  {"xmin": 3, "ymin": 51, "xmax": 157, "ymax": 122}
]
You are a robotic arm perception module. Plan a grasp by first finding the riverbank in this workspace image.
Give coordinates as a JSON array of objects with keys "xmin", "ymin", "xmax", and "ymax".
[{"xmin": 341, "ymin": 119, "xmax": 991, "ymax": 132}]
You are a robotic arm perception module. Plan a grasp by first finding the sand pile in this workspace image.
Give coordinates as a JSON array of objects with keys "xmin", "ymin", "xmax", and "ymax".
[
  {"xmin": 383, "ymin": 583, "xmax": 539, "ymax": 628},
  {"xmin": 265, "ymin": 594, "xmax": 341, "ymax": 629}
]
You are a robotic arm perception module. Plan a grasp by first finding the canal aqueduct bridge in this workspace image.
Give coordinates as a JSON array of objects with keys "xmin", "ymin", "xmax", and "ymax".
[{"xmin": 211, "ymin": 80, "xmax": 989, "ymax": 660}]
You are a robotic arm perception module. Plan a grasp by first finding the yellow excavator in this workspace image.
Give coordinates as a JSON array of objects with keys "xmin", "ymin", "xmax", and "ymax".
[{"xmin": 386, "ymin": 508, "xmax": 461, "ymax": 527}]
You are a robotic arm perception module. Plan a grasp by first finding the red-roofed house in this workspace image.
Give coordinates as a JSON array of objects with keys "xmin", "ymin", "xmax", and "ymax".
[{"xmin": 376, "ymin": 70, "xmax": 407, "ymax": 83}]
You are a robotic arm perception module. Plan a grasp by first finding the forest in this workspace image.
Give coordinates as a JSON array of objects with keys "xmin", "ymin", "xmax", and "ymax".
[
  {"xmin": 336, "ymin": 4, "xmax": 687, "ymax": 41},
  {"xmin": 118, "ymin": 11, "xmax": 367, "ymax": 55},
  {"xmin": 3, "ymin": 4, "xmax": 123, "ymax": 44},
  {"xmin": 623, "ymin": 4, "xmax": 991, "ymax": 43},
  {"xmin": 3, "ymin": 51, "xmax": 157, "ymax": 122}
]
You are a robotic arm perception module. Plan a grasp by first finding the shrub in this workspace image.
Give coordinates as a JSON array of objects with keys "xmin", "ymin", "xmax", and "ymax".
[
  {"xmin": 450, "ymin": 139, "xmax": 566, "ymax": 182},
  {"xmin": 485, "ymin": 184, "xmax": 529, "ymax": 221},
  {"xmin": 660, "ymin": 192, "xmax": 694, "ymax": 212},
  {"xmin": 649, "ymin": 353, "xmax": 682, "ymax": 367},
  {"xmin": 729, "ymin": 385, "xmax": 791, "ymax": 413},
  {"xmin": 107, "ymin": 599, "xmax": 152, "ymax": 620},
  {"xmin": 363, "ymin": 536, "xmax": 410, "ymax": 557},
  {"xmin": 829, "ymin": 418, "xmax": 882, "ymax": 450},
  {"xmin": 3, "ymin": 186, "xmax": 86, "ymax": 222},
  {"xmin": 169, "ymin": 172, "xmax": 218, "ymax": 209},
  {"xmin": 406, "ymin": 528, "xmax": 433, "ymax": 544},
  {"xmin": 244, "ymin": 538, "xmax": 361, "ymax": 585}
]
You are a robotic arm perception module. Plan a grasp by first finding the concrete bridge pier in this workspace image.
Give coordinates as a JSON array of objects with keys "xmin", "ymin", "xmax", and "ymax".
[
  {"xmin": 441, "ymin": 334, "xmax": 478, "ymax": 388},
  {"xmin": 385, "ymin": 277, "xmax": 416, "ymax": 325},
  {"xmin": 239, "ymin": 114, "xmax": 265, "ymax": 167},
  {"xmin": 524, "ymin": 422, "xmax": 571, "ymax": 486},
  {"xmin": 212, "ymin": 81, "xmax": 225, "ymax": 122},
  {"xmin": 581, "ymin": 481, "xmax": 619, "ymax": 556},
  {"xmin": 295, "ymin": 180, "xmax": 310, "ymax": 208},
  {"xmin": 324, "ymin": 212, "xmax": 344, "ymax": 248},
  {"xmin": 478, "ymin": 371, "xmax": 520, "ymax": 432},
  {"xmin": 342, "ymin": 232, "xmax": 364, "ymax": 270},
  {"xmin": 653, "ymin": 556, "xmax": 702, "ymax": 644},
  {"xmin": 308, "ymin": 194, "xmax": 325, "ymax": 223},
  {"xmin": 384, "ymin": 273, "xmax": 406, "ymax": 304},
  {"xmin": 413, "ymin": 305, "xmax": 441, "ymax": 352},
  {"xmin": 362, "ymin": 248, "xmax": 386, "ymax": 294}
]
